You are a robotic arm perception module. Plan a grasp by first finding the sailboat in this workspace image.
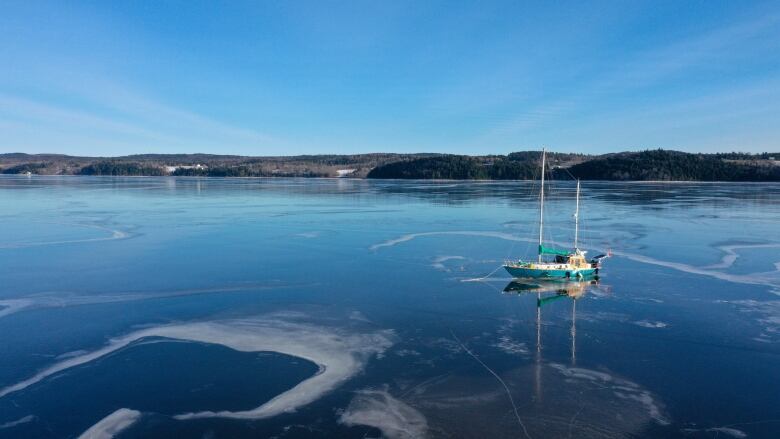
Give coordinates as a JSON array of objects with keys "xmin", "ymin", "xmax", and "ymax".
[{"xmin": 503, "ymin": 149, "xmax": 608, "ymax": 280}]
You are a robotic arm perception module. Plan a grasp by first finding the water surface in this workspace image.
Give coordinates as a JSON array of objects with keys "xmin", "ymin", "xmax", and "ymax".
[{"xmin": 1, "ymin": 176, "xmax": 779, "ymax": 438}]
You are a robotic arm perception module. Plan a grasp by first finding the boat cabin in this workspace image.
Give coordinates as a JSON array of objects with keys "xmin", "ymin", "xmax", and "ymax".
[{"xmin": 554, "ymin": 253, "xmax": 593, "ymax": 269}]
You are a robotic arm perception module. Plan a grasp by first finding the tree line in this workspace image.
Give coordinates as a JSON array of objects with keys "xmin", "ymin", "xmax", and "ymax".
[
  {"xmin": 366, "ymin": 150, "xmax": 780, "ymax": 181},
  {"xmin": 2, "ymin": 150, "xmax": 778, "ymax": 181}
]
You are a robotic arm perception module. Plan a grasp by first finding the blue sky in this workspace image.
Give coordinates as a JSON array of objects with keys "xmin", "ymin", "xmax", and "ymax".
[{"xmin": 1, "ymin": 0, "xmax": 779, "ymax": 156}]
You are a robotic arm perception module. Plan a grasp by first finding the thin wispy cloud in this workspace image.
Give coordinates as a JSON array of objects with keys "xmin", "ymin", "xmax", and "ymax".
[
  {"xmin": 0, "ymin": 85, "xmax": 278, "ymax": 155},
  {"xmin": 473, "ymin": 7, "xmax": 780, "ymax": 151}
]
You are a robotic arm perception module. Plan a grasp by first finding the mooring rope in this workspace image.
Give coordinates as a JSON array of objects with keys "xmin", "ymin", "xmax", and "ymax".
[{"xmin": 460, "ymin": 264, "xmax": 507, "ymax": 282}]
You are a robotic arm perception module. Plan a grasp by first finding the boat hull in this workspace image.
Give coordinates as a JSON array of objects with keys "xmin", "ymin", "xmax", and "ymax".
[{"xmin": 504, "ymin": 265, "xmax": 597, "ymax": 279}]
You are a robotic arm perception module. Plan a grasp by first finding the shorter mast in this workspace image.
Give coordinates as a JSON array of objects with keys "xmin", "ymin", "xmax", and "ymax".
[{"xmin": 573, "ymin": 179, "xmax": 580, "ymax": 251}]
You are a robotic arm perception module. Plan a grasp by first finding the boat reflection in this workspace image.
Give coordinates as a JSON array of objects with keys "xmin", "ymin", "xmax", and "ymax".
[
  {"xmin": 502, "ymin": 277, "xmax": 601, "ymax": 299},
  {"xmin": 503, "ymin": 278, "xmax": 607, "ymax": 402}
]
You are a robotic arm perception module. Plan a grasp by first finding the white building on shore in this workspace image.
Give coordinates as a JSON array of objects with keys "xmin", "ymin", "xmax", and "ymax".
[
  {"xmin": 336, "ymin": 169, "xmax": 356, "ymax": 177},
  {"xmin": 165, "ymin": 164, "xmax": 208, "ymax": 173}
]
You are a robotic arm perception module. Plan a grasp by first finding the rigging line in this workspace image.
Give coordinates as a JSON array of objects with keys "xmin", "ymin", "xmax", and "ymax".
[
  {"xmin": 511, "ymin": 170, "xmax": 540, "ymax": 262},
  {"xmin": 511, "ymin": 180, "xmax": 538, "ymax": 255},
  {"xmin": 503, "ymin": 184, "xmax": 522, "ymax": 260},
  {"xmin": 449, "ymin": 329, "xmax": 533, "ymax": 439},
  {"xmin": 461, "ymin": 264, "xmax": 506, "ymax": 282},
  {"xmin": 542, "ymin": 164, "xmax": 565, "ymax": 250},
  {"xmin": 510, "ymin": 179, "xmax": 540, "ymax": 261},
  {"xmin": 471, "ymin": 276, "xmax": 507, "ymax": 294},
  {"xmin": 505, "ymin": 236, "xmax": 518, "ymax": 260},
  {"xmin": 518, "ymin": 180, "xmax": 539, "ymax": 252},
  {"xmin": 524, "ymin": 173, "xmax": 539, "ymax": 258},
  {"xmin": 548, "ymin": 166, "xmax": 578, "ymax": 248}
]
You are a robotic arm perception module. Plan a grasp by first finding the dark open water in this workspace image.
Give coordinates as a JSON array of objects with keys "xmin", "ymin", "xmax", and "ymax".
[{"xmin": 0, "ymin": 176, "xmax": 778, "ymax": 438}]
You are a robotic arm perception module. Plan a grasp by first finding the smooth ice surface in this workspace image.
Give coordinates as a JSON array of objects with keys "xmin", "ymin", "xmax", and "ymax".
[{"xmin": 0, "ymin": 177, "xmax": 779, "ymax": 438}]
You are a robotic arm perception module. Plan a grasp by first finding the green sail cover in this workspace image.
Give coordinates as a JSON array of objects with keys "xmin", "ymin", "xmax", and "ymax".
[
  {"xmin": 538, "ymin": 244, "xmax": 570, "ymax": 256},
  {"xmin": 538, "ymin": 294, "xmax": 567, "ymax": 307}
]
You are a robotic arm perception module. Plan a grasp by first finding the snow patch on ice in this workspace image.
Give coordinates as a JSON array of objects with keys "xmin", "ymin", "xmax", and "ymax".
[
  {"xmin": 340, "ymin": 389, "xmax": 428, "ymax": 439},
  {"xmin": 77, "ymin": 408, "xmax": 140, "ymax": 439},
  {"xmin": 0, "ymin": 313, "xmax": 394, "ymax": 422},
  {"xmin": 493, "ymin": 336, "xmax": 529, "ymax": 356},
  {"xmin": 550, "ymin": 363, "xmax": 669, "ymax": 425},
  {"xmin": 681, "ymin": 426, "xmax": 748, "ymax": 438},
  {"xmin": 633, "ymin": 320, "xmax": 668, "ymax": 329},
  {"xmin": 431, "ymin": 255, "xmax": 465, "ymax": 271},
  {"xmin": 0, "ymin": 415, "xmax": 35, "ymax": 430}
]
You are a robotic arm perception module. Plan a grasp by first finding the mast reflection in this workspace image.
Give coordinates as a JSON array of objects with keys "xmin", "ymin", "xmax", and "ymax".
[{"xmin": 503, "ymin": 278, "xmax": 604, "ymax": 402}]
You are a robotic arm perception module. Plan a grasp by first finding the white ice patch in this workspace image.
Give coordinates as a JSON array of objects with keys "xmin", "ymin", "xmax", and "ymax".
[
  {"xmin": 429, "ymin": 337, "xmax": 464, "ymax": 354},
  {"xmin": 707, "ymin": 427, "xmax": 748, "ymax": 438},
  {"xmin": 492, "ymin": 336, "xmax": 529, "ymax": 355},
  {"xmin": 681, "ymin": 427, "xmax": 748, "ymax": 438},
  {"xmin": 56, "ymin": 349, "xmax": 90, "ymax": 360},
  {"xmin": 370, "ymin": 231, "xmax": 525, "ymax": 251},
  {"xmin": 550, "ymin": 364, "xmax": 614, "ymax": 383},
  {"xmin": 0, "ymin": 223, "xmax": 129, "ymax": 249},
  {"xmin": 0, "ymin": 415, "xmax": 35, "ymax": 430},
  {"xmin": 575, "ymin": 311, "xmax": 631, "ymax": 324},
  {"xmin": 717, "ymin": 299, "xmax": 780, "ymax": 338},
  {"xmin": 0, "ymin": 282, "xmax": 293, "ymax": 320},
  {"xmin": 0, "ymin": 314, "xmax": 394, "ymax": 421},
  {"xmin": 702, "ymin": 243, "xmax": 780, "ymax": 270},
  {"xmin": 77, "ymin": 408, "xmax": 140, "ymax": 439},
  {"xmin": 492, "ymin": 319, "xmax": 529, "ymax": 356},
  {"xmin": 549, "ymin": 363, "xmax": 670, "ymax": 425},
  {"xmin": 634, "ymin": 297, "xmax": 664, "ymax": 303},
  {"xmin": 0, "ymin": 299, "xmax": 34, "ymax": 318},
  {"xmin": 633, "ymin": 320, "xmax": 668, "ymax": 329},
  {"xmin": 613, "ymin": 391, "xmax": 667, "ymax": 426},
  {"xmin": 612, "ymin": 249, "xmax": 779, "ymax": 288},
  {"xmin": 339, "ymin": 389, "xmax": 428, "ymax": 439},
  {"xmin": 394, "ymin": 349, "xmax": 420, "ymax": 357},
  {"xmin": 431, "ymin": 255, "xmax": 465, "ymax": 271},
  {"xmin": 349, "ymin": 310, "xmax": 371, "ymax": 322}
]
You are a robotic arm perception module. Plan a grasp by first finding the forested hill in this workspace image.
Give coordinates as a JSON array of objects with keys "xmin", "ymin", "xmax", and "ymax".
[
  {"xmin": 1, "ymin": 150, "xmax": 779, "ymax": 181},
  {"xmin": 366, "ymin": 150, "xmax": 780, "ymax": 181},
  {"xmin": 0, "ymin": 153, "xmax": 437, "ymax": 178},
  {"xmin": 566, "ymin": 150, "xmax": 780, "ymax": 181},
  {"xmin": 365, "ymin": 153, "xmax": 587, "ymax": 179}
]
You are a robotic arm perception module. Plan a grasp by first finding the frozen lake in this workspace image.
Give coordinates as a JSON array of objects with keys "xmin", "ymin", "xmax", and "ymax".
[{"xmin": 0, "ymin": 176, "xmax": 779, "ymax": 438}]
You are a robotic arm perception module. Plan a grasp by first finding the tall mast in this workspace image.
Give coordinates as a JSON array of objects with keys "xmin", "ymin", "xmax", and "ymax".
[
  {"xmin": 538, "ymin": 148, "xmax": 546, "ymax": 263},
  {"xmin": 574, "ymin": 179, "xmax": 580, "ymax": 250}
]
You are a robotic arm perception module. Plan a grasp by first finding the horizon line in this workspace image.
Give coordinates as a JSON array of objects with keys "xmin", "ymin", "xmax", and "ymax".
[{"xmin": 2, "ymin": 148, "xmax": 779, "ymax": 159}]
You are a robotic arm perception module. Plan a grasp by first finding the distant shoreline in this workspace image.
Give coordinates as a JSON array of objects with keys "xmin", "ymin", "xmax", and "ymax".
[
  {"xmin": 2, "ymin": 174, "xmax": 778, "ymax": 185},
  {"xmin": 2, "ymin": 150, "xmax": 779, "ymax": 182}
]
